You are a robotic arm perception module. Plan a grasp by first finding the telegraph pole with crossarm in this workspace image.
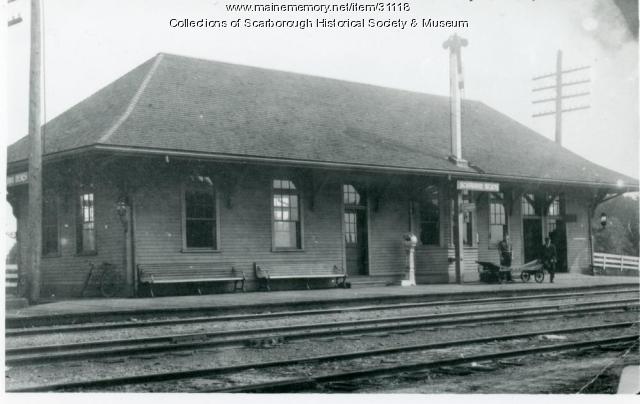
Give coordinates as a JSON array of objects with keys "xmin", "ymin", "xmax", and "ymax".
[{"xmin": 532, "ymin": 50, "xmax": 591, "ymax": 146}]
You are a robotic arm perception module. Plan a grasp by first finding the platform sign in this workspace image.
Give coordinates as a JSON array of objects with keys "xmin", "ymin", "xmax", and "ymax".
[
  {"xmin": 7, "ymin": 171, "xmax": 28, "ymax": 187},
  {"xmin": 457, "ymin": 180, "xmax": 499, "ymax": 192}
]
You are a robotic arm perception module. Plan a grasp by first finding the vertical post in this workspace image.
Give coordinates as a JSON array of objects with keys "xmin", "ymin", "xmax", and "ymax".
[
  {"xmin": 26, "ymin": 0, "xmax": 43, "ymax": 303},
  {"xmin": 555, "ymin": 50, "xmax": 563, "ymax": 145},
  {"xmin": 408, "ymin": 246, "xmax": 416, "ymax": 285},
  {"xmin": 453, "ymin": 188, "xmax": 464, "ymax": 284},
  {"xmin": 122, "ymin": 213, "xmax": 129, "ymax": 295},
  {"xmin": 449, "ymin": 47, "xmax": 462, "ymax": 161}
]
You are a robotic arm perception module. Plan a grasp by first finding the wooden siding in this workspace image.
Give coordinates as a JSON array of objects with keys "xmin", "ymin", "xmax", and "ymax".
[
  {"xmin": 8, "ymin": 156, "xmax": 602, "ymax": 297},
  {"xmin": 367, "ymin": 184, "xmax": 410, "ymax": 278},
  {"xmin": 133, "ymin": 167, "xmax": 345, "ymax": 282},
  {"xmin": 476, "ymin": 193, "xmax": 495, "ymax": 264},
  {"xmin": 564, "ymin": 193, "xmax": 592, "ymax": 273},
  {"xmin": 415, "ymin": 183, "xmax": 452, "ymax": 283},
  {"xmin": 12, "ymin": 179, "xmax": 127, "ymax": 298},
  {"xmin": 510, "ymin": 194, "xmax": 524, "ymax": 266},
  {"xmin": 415, "ymin": 246, "xmax": 450, "ymax": 283}
]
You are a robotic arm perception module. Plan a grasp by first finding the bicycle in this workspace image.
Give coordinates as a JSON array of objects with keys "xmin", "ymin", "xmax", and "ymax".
[{"xmin": 81, "ymin": 261, "xmax": 122, "ymax": 298}]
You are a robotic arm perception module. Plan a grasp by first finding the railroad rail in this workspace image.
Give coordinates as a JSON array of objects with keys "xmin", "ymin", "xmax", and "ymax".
[
  {"xmin": 213, "ymin": 335, "xmax": 639, "ymax": 393},
  {"xmin": 7, "ymin": 287, "xmax": 639, "ymax": 337},
  {"xmin": 7, "ymin": 284, "xmax": 638, "ymax": 330},
  {"xmin": 6, "ymin": 299, "xmax": 638, "ymax": 366},
  {"xmin": 7, "ymin": 323, "xmax": 637, "ymax": 392}
]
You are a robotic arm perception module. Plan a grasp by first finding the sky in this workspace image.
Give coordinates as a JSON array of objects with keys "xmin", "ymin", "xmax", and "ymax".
[{"xmin": 1, "ymin": 0, "xmax": 639, "ymax": 254}]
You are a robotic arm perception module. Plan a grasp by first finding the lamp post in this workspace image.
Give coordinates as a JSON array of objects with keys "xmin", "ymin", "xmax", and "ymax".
[
  {"xmin": 600, "ymin": 212, "xmax": 607, "ymax": 229},
  {"xmin": 402, "ymin": 232, "xmax": 418, "ymax": 286}
]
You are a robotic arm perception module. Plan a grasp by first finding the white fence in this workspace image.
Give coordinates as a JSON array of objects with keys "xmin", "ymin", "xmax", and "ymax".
[
  {"xmin": 592, "ymin": 253, "xmax": 639, "ymax": 273},
  {"xmin": 5, "ymin": 264, "xmax": 18, "ymax": 295}
]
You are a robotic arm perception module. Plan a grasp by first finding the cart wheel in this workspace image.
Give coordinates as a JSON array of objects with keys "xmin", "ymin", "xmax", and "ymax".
[
  {"xmin": 520, "ymin": 272, "xmax": 531, "ymax": 282},
  {"xmin": 534, "ymin": 271, "xmax": 545, "ymax": 283},
  {"xmin": 100, "ymin": 267, "xmax": 122, "ymax": 297}
]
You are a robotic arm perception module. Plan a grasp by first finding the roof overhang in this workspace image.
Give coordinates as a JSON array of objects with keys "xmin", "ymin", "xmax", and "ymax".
[{"xmin": 7, "ymin": 144, "xmax": 639, "ymax": 192}]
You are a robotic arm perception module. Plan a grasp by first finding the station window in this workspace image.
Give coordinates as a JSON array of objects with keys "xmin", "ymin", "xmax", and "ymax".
[
  {"xmin": 547, "ymin": 196, "xmax": 561, "ymax": 234},
  {"xmin": 77, "ymin": 192, "xmax": 96, "ymax": 254},
  {"xmin": 343, "ymin": 185, "xmax": 364, "ymax": 245},
  {"xmin": 419, "ymin": 185, "xmax": 440, "ymax": 245},
  {"xmin": 547, "ymin": 197, "xmax": 560, "ymax": 216},
  {"xmin": 344, "ymin": 211, "xmax": 357, "ymax": 244},
  {"xmin": 43, "ymin": 194, "xmax": 59, "ymax": 256},
  {"xmin": 522, "ymin": 194, "xmax": 537, "ymax": 216},
  {"xmin": 273, "ymin": 179, "xmax": 301, "ymax": 249},
  {"xmin": 184, "ymin": 175, "xmax": 218, "ymax": 249},
  {"xmin": 451, "ymin": 191, "xmax": 474, "ymax": 246},
  {"xmin": 462, "ymin": 191, "xmax": 473, "ymax": 246},
  {"xmin": 489, "ymin": 193, "xmax": 507, "ymax": 246}
]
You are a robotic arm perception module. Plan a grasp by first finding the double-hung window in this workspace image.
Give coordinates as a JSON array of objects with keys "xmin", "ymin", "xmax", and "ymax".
[
  {"xmin": 273, "ymin": 179, "xmax": 301, "ymax": 250},
  {"xmin": 452, "ymin": 191, "xmax": 474, "ymax": 246},
  {"xmin": 419, "ymin": 185, "xmax": 440, "ymax": 246},
  {"xmin": 547, "ymin": 196, "xmax": 561, "ymax": 234},
  {"xmin": 77, "ymin": 192, "xmax": 96, "ymax": 254},
  {"xmin": 184, "ymin": 176, "xmax": 218, "ymax": 250},
  {"xmin": 43, "ymin": 193, "xmax": 59, "ymax": 256},
  {"xmin": 462, "ymin": 191, "xmax": 474, "ymax": 246},
  {"xmin": 489, "ymin": 193, "xmax": 507, "ymax": 246}
]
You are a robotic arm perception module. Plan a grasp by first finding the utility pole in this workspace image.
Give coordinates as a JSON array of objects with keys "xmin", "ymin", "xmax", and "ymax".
[
  {"xmin": 27, "ymin": 0, "xmax": 43, "ymax": 303},
  {"xmin": 8, "ymin": 0, "xmax": 43, "ymax": 302},
  {"xmin": 532, "ymin": 50, "xmax": 590, "ymax": 146}
]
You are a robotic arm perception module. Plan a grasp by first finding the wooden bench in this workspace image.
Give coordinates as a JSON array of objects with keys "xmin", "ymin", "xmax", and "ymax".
[
  {"xmin": 253, "ymin": 262, "xmax": 347, "ymax": 291},
  {"xmin": 137, "ymin": 263, "xmax": 245, "ymax": 297}
]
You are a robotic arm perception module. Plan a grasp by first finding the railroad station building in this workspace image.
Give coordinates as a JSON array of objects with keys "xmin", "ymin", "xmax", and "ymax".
[{"xmin": 6, "ymin": 53, "xmax": 638, "ymax": 298}]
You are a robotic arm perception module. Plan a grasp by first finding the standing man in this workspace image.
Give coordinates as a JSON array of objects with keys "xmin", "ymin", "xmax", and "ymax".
[
  {"xmin": 542, "ymin": 237, "xmax": 557, "ymax": 283},
  {"xmin": 498, "ymin": 234, "xmax": 512, "ymax": 267},
  {"xmin": 498, "ymin": 234, "xmax": 513, "ymax": 282}
]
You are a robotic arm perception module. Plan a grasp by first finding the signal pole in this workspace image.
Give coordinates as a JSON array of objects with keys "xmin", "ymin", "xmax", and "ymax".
[
  {"xmin": 8, "ymin": 0, "xmax": 43, "ymax": 302},
  {"xmin": 532, "ymin": 50, "xmax": 591, "ymax": 146}
]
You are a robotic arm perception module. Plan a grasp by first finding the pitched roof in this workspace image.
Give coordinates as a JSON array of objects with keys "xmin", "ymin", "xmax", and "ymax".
[{"xmin": 8, "ymin": 53, "xmax": 637, "ymax": 188}]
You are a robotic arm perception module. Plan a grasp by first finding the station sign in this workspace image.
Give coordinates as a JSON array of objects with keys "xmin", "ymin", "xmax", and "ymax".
[
  {"xmin": 457, "ymin": 180, "xmax": 499, "ymax": 192},
  {"xmin": 7, "ymin": 171, "xmax": 28, "ymax": 187}
]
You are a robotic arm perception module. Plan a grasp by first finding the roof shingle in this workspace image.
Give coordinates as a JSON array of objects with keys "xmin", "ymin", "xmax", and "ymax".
[{"xmin": 8, "ymin": 53, "xmax": 637, "ymax": 188}]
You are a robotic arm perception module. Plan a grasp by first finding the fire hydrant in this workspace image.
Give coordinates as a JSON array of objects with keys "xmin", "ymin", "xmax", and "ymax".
[{"xmin": 402, "ymin": 232, "xmax": 418, "ymax": 286}]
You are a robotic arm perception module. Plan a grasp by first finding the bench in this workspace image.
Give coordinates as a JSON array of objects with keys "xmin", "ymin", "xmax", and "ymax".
[
  {"xmin": 137, "ymin": 263, "xmax": 245, "ymax": 297},
  {"xmin": 253, "ymin": 262, "xmax": 347, "ymax": 291}
]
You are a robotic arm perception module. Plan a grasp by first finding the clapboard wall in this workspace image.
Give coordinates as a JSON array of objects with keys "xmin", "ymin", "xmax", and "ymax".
[{"xmin": 8, "ymin": 156, "xmax": 600, "ymax": 298}]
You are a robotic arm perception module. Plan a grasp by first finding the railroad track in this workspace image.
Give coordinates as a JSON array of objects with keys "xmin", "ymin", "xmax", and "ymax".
[
  {"xmin": 6, "ymin": 287, "xmax": 639, "ymax": 337},
  {"xmin": 214, "ymin": 335, "xmax": 639, "ymax": 393},
  {"xmin": 7, "ymin": 323, "xmax": 638, "ymax": 392},
  {"xmin": 6, "ymin": 298, "xmax": 638, "ymax": 366}
]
